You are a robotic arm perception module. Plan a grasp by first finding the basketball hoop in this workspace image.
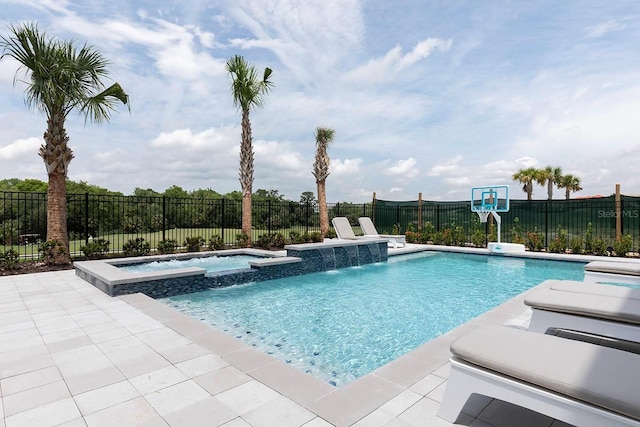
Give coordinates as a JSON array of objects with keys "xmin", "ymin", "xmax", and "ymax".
[{"xmin": 476, "ymin": 209, "xmax": 491, "ymax": 223}]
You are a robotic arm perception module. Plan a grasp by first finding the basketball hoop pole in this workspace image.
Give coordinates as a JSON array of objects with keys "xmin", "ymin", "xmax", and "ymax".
[{"xmin": 491, "ymin": 210, "xmax": 502, "ymax": 243}]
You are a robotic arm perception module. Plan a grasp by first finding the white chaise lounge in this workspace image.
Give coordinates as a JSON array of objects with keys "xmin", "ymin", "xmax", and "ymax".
[
  {"xmin": 524, "ymin": 279, "xmax": 640, "ymax": 343},
  {"xmin": 584, "ymin": 260, "xmax": 640, "ymax": 286},
  {"xmin": 358, "ymin": 217, "xmax": 406, "ymax": 248},
  {"xmin": 438, "ymin": 326, "xmax": 640, "ymax": 426},
  {"xmin": 331, "ymin": 217, "xmax": 368, "ymax": 241}
]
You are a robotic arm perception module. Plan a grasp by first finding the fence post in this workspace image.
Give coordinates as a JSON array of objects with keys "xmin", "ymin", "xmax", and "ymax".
[
  {"xmin": 418, "ymin": 192, "xmax": 423, "ymax": 230},
  {"xmin": 305, "ymin": 201, "xmax": 310, "ymax": 234},
  {"xmin": 545, "ymin": 201, "xmax": 549, "ymax": 249},
  {"xmin": 84, "ymin": 193, "xmax": 89, "ymax": 245},
  {"xmin": 162, "ymin": 196, "xmax": 166, "ymax": 241},
  {"xmin": 436, "ymin": 204, "xmax": 440, "ymax": 231},
  {"xmin": 615, "ymin": 184, "xmax": 621, "ymax": 239},
  {"xmin": 221, "ymin": 198, "xmax": 226, "ymax": 243},
  {"xmin": 268, "ymin": 200, "xmax": 272, "ymax": 234},
  {"xmin": 372, "ymin": 192, "xmax": 376, "ymax": 223}
]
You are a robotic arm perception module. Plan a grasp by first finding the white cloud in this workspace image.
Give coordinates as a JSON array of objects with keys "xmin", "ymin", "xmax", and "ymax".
[
  {"xmin": 345, "ymin": 38, "xmax": 451, "ymax": 84},
  {"xmin": 332, "ymin": 158, "xmax": 362, "ymax": 175},
  {"xmin": 0, "ymin": 137, "xmax": 40, "ymax": 160},
  {"xmin": 428, "ymin": 155, "xmax": 463, "ymax": 176},
  {"xmin": 384, "ymin": 157, "xmax": 418, "ymax": 177},
  {"xmin": 149, "ymin": 127, "xmax": 237, "ymax": 151},
  {"xmin": 588, "ymin": 19, "xmax": 625, "ymax": 38}
]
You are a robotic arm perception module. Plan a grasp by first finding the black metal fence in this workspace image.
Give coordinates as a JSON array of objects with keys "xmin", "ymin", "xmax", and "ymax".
[
  {"xmin": 1, "ymin": 191, "xmax": 638, "ymax": 259},
  {"xmin": 374, "ymin": 196, "xmax": 640, "ymax": 251}
]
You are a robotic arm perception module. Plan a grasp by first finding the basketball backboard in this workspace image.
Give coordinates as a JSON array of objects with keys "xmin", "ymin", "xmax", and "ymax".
[{"xmin": 471, "ymin": 185, "xmax": 509, "ymax": 212}]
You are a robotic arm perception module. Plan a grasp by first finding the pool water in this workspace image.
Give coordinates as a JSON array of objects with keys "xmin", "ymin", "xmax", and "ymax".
[
  {"xmin": 118, "ymin": 255, "xmax": 263, "ymax": 275},
  {"xmin": 161, "ymin": 252, "xmax": 585, "ymax": 386}
]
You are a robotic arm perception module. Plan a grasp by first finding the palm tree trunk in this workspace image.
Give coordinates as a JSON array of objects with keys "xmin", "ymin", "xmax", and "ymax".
[
  {"xmin": 41, "ymin": 113, "xmax": 72, "ymax": 264},
  {"xmin": 566, "ymin": 188, "xmax": 570, "ymax": 200},
  {"xmin": 547, "ymin": 181, "xmax": 553, "ymax": 200},
  {"xmin": 239, "ymin": 108, "xmax": 253, "ymax": 245},
  {"xmin": 47, "ymin": 171, "xmax": 68, "ymax": 247},
  {"xmin": 317, "ymin": 180, "xmax": 328, "ymax": 238}
]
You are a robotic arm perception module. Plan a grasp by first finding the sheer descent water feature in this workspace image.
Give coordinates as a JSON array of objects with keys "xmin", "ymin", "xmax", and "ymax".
[{"xmin": 75, "ymin": 239, "xmax": 389, "ymax": 298}]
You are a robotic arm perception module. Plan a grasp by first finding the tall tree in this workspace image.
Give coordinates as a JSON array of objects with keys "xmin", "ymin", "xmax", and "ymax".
[
  {"xmin": 312, "ymin": 127, "xmax": 335, "ymax": 238},
  {"xmin": 0, "ymin": 22, "xmax": 128, "ymax": 263},
  {"xmin": 512, "ymin": 167, "xmax": 539, "ymax": 200},
  {"xmin": 226, "ymin": 55, "xmax": 273, "ymax": 245},
  {"xmin": 537, "ymin": 166, "xmax": 563, "ymax": 200},
  {"xmin": 558, "ymin": 174, "xmax": 582, "ymax": 200}
]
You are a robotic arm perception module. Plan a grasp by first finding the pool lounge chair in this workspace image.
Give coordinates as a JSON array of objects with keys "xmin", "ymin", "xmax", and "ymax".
[
  {"xmin": 331, "ymin": 217, "xmax": 369, "ymax": 241},
  {"xmin": 358, "ymin": 217, "xmax": 406, "ymax": 248},
  {"xmin": 583, "ymin": 260, "xmax": 640, "ymax": 286},
  {"xmin": 438, "ymin": 325, "xmax": 640, "ymax": 426},
  {"xmin": 525, "ymin": 279, "xmax": 640, "ymax": 343}
]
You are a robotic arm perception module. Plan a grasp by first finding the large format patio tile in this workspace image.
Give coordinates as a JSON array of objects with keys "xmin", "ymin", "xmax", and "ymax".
[
  {"xmin": 2, "ymin": 380, "xmax": 70, "ymax": 417},
  {"xmin": 215, "ymin": 380, "xmax": 281, "ymax": 416},
  {"xmin": 161, "ymin": 397, "xmax": 237, "ymax": 427},
  {"xmin": 193, "ymin": 365, "xmax": 252, "ymax": 396},
  {"xmin": 3, "ymin": 397, "xmax": 81, "ymax": 427},
  {"xmin": 83, "ymin": 397, "xmax": 167, "ymax": 427},
  {"xmin": 0, "ymin": 366, "xmax": 62, "ymax": 396},
  {"xmin": 73, "ymin": 380, "xmax": 140, "ymax": 415},
  {"xmin": 129, "ymin": 365, "xmax": 189, "ymax": 395},
  {"xmin": 242, "ymin": 396, "xmax": 316, "ymax": 427},
  {"xmin": 144, "ymin": 381, "xmax": 210, "ymax": 416}
]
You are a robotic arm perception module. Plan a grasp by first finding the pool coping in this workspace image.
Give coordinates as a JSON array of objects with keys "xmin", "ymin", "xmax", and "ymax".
[
  {"xmin": 117, "ymin": 244, "xmax": 634, "ymax": 426},
  {"xmin": 74, "ymin": 239, "xmax": 389, "ymax": 298}
]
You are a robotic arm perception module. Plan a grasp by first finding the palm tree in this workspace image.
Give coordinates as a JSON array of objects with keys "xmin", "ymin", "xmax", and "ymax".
[
  {"xmin": 537, "ymin": 166, "xmax": 563, "ymax": 200},
  {"xmin": 312, "ymin": 127, "xmax": 335, "ymax": 238},
  {"xmin": 557, "ymin": 174, "xmax": 582, "ymax": 200},
  {"xmin": 512, "ymin": 167, "xmax": 539, "ymax": 200},
  {"xmin": 0, "ymin": 23, "xmax": 128, "ymax": 264},
  {"xmin": 226, "ymin": 55, "xmax": 273, "ymax": 245}
]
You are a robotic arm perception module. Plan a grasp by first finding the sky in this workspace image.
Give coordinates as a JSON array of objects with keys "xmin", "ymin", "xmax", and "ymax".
[{"xmin": 1, "ymin": 1, "xmax": 640, "ymax": 203}]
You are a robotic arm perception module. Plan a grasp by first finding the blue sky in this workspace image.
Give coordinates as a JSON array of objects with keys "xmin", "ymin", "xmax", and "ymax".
[{"xmin": 1, "ymin": 1, "xmax": 639, "ymax": 202}]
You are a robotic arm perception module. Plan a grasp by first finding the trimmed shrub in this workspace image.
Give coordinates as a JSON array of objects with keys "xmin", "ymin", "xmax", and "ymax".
[
  {"xmin": 184, "ymin": 236, "xmax": 204, "ymax": 252},
  {"xmin": 570, "ymin": 236, "xmax": 583, "ymax": 255},
  {"xmin": 584, "ymin": 222, "xmax": 594, "ymax": 253},
  {"xmin": 472, "ymin": 228, "xmax": 486, "ymax": 248},
  {"xmin": 157, "ymin": 239, "xmax": 178, "ymax": 254},
  {"xmin": 526, "ymin": 228, "xmax": 544, "ymax": 252},
  {"xmin": 592, "ymin": 237, "xmax": 608, "ymax": 256},
  {"xmin": 39, "ymin": 240, "xmax": 71, "ymax": 265},
  {"xmin": 80, "ymin": 239, "xmax": 110, "ymax": 259},
  {"xmin": 0, "ymin": 249, "xmax": 19, "ymax": 270},
  {"xmin": 613, "ymin": 234, "xmax": 633, "ymax": 257},
  {"xmin": 548, "ymin": 228, "xmax": 568, "ymax": 253},
  {"xmin": 235, "ymin": 233, "xmax": 250, "ymax": 248},
  {"xmin": 123, "ymin": 237, "xmax": 151, "ymax": 257},
  {"xmin": 208, "ymin": 235, "xmax": 225, "ymax": 250},
  {"xmin": 511, "ymin": 217, "xmax": 524, "ymax": 244}
]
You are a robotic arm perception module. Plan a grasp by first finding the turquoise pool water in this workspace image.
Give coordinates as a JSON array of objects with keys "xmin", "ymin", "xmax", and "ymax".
[
  {"xmin": 161, "ymin": 252, "xmax": 585, "ymax": 386},
  {"xmin": 119, "ymin": 255, "xmax": 262, "ymax": 274}
]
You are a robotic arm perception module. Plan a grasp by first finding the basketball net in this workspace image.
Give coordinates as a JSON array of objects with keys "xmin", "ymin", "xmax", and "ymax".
[{"xmin": 477, "ymin": 209, "xmax": 491, "ymax": 223}]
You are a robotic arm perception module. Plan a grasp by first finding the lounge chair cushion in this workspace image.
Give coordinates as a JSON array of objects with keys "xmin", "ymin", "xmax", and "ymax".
[
  {"xmin": 450, "ymin": 326, "xmax": 640, "ymax": 420},
  {"xmin": 549, "ymin": 280, "xmax": 640, "ymax": 301},
  {"xmin": 585, "ymin": 261, "xmax": 640, "ymax": 277},
  {"xmin": 525, "ymin": 280, "xmax": 640, "ymax": 325}
]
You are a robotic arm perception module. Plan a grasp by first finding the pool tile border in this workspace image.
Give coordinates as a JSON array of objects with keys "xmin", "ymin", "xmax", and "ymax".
[{"xmin": 75, "ymin": 240, "xmax": 388, "ymax": 298}]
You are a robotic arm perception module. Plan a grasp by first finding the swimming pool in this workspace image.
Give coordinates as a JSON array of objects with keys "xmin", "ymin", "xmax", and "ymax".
[
  {"xmin": 118, "ymin": 254, "xmax": 264, "ymax": 275},
  {"xmin": 161, "ymin": 252, "xmax": 585, "ymax": 386}
]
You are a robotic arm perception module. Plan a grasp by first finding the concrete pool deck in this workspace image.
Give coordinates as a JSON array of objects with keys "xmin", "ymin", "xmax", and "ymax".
[{"xmin": 0, "ymin": 245, "xmax": 621, "ymax": 426}]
